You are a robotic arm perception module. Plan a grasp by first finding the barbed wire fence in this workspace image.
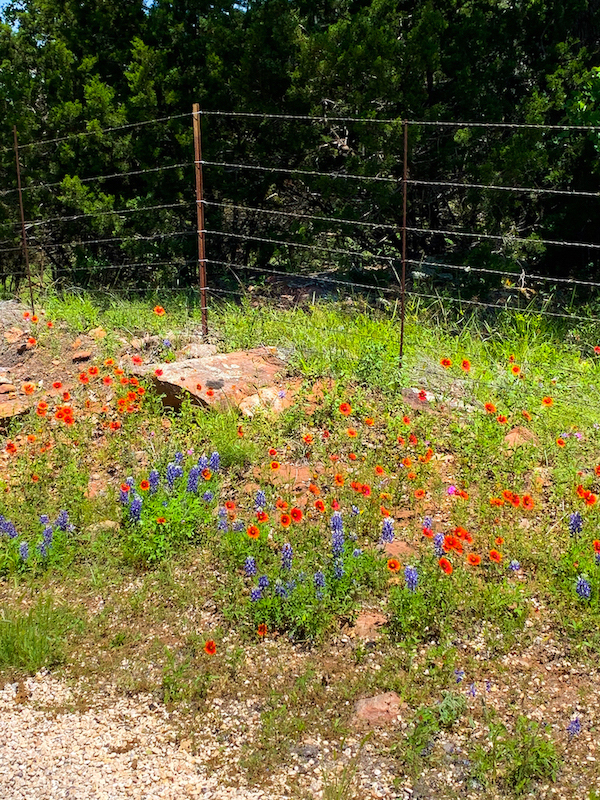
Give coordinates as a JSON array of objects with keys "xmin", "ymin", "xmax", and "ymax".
[{"xmin": 3, "ymin": 108, "xmax": 600, "ymax": 384}]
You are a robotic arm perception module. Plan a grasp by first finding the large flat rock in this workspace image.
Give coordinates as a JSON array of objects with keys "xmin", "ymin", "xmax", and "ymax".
[{"xmin": 135, "ymin": 347, "xmax": 288, "ymax": 413}]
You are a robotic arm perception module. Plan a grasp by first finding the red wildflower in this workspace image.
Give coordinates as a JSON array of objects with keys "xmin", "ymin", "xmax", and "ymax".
[
  {"xmin": 375, "ymin": 465, "xmax": 385, "ymax": 475},
  {"xmin": 414, "ymin": 488, "xmax": 425, "ymax": 499},
  {"xmin": 52, "ymin": 381, "xmax": 62, "ymax": 390},
  {"xmin": 204, "ymin": 640, "xmax": 216, "ymax": 656},
  {"xmin": 387, "ymin": 558, "xmax": 401, "ymax": 573},
  {"xmin": 201, "ymin": 468, "xmax": 212, "ymax": 480},
  {"xmin": 349, "ymin": 453, "xmax": 357, "ymax": 461},
  {"xmin": 5, "ymin": 441, "xmax": 16, "ymax": 455},
  {"xmin": 439, "ymin": 557, "xmax": 453, "ymax": 575},
  {"xmin": 489, "ymin": 550, "xmax": 503, "ymax": 563},
  {"xmin": 556, "ymin": 437, "xmax": 566, "ymax": 447},
  {"xmin": 334, "ymin": 473, "xmax": 345, "ymax": 487},
  {"xmin": 380, "ymin": 506, "xmax": 391, "ymax": 517},
  {"xmin": 402, "ymin": 416, "xmax": 411, "ymax": 425},
  {"xmin": 88, "ymin": 366, "xmax": 99, "ymax": 376},
  {"xmin": 303, "ymin": 433, "xmax": 313, "ymax": 444},
  {"xmin": 467, "ymin": 553, "xmax": 481, "ymax": 566},
  {"xmin": 280, "ymin": 513, "xmax": 292, "ymax": 527},
  {"xmin": 593, "ymin": 540, "xmax": 600, "ymax": 554},
  {"xmin": 407, "ymin": 472, "xmax": 416, "ymax": 480},
  {"xmin": 276, "ymin": 498, "xmax": 288, "ymax": 509},
  {"xmin": 461, "ymin": 359, "xmax": 471, "ymax": 372},
  {"xmin": 485, "ymin": 403, "xmax": 496, "ymax": 414},
  {"xmin": 225, "ymin": 500, "xmax": 236, "ymax": 511},
  {"xmin": 418, "ymin": 390, "xmax": 427, "ymax": 402},
  {"xmin": 256, "ymin": 510, "xmax": 269, "ymax": 523},
  {"xmin": 440, "ymin": 357, "xmax": 452, "ymax": 368},
  {"xmin": 315, "ymin": 499, "xmax": 325, "ymax": 512},
  {"xmin": 402, "ymin": 457, "xmax": 412, "ymax": 469},
  {"xmin": 397, "ymin": 436, "xmax": 405, "ymax": 446},
  {"xmin": 542, "ymin": 396, "xmax": 553, "ymax": 406},
  {"xmin": 308, "ymin": 483, "xmax": 320, "ymax": 495},
  {"xmin": 22, "ymin": 383, "xmax": 35, "ymax": 395},
  {"xmin": 110, "ymin": 421, "xmax": 121, "ymax": 431},
  {"xmin": 497, "ymin": 415, "xmax": 507, "ymax": 424},
  {"xmin": 268, "ymin": 448, "xmax": 277, "ymax": 456},
  {"xmin": 361, "ymin": 484, "xmax": 371, "ymax": 497},
  {"xmin": 155, "ymin": 369, "xmax": 163, "ymax": 377},
  {"xmin": 290, "ymin": 507, "xmax": 303, "ymax": 523},
  {"xmin": 27, "ymin": 337, "xmax": 36, "ymax": 346},
  {"xmin": 156, "ymin": 517, "xmax": 166, "ymax": 524},
  {"xmin": 247, "ymin": 525, "xmax": 260, "ymax": 539},
  {"xmin": 257, "ymin": 624, "xmax": 267, "ymax": 638},
  {"xmin": 206, "ymin": 389, "xmax": 214, "ymax": 397},
  {"xmin": 132, "ymin": 356, "xmax": 142, "ymax": 365},
  {"xmin": 522, "ymin": 410, "xmax": 532, "ymax": 421},
  {"xmin": 422, "ymin": 527, "xmax": 434, "ymax": 538},
  {"xmin": 347, "ymin": 428, "xmax": 357, "ymax": 438},
  {"xmin": 586, "ymin": 493, "xmax": 598, "ymax": 506},
  {"xmin": 140, "ymin": 480, "xmax": 150, "ymax": 491},
  {"xmin": 495, "ymin": 537, "xmax": 504, "ymax": 545},
  {"xmin": 339, "ymin": 402, "xmax": 352, "ymax": 416},
  {"xmin": 153, "ymin": 305, "xmax": 166, "ymax": 316},
  {"xmin": 522, "ymin": 495, "xmax": 534, "ymax": 510},
  {"xmin": 364, "ymin": 417, "xmax": 374, "ymax": 426},
  {"xmin": 595, "ymin": 346, "xmax": 600, "ymax": 355},
  {"xmin": 409, "ymin": 433, "xmax": 418, "ymax": 446},
  {"xmin": 270, "ymin": 460, "xmax": 280, "ymax": 471}
]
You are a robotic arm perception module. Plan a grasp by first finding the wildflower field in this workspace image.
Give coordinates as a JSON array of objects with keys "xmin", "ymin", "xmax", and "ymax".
[{"xmin": 2, "ymin": 293, "xmax": 600, "ymax": 798}]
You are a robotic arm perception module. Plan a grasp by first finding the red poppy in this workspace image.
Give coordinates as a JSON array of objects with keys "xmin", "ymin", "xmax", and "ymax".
[
  {"xmin": 155, "ymin": 369, "xmax": 163, "ymax": 377},
  {"xmin": 153, "ymin": 305, "xmax": 166, "ymax": 316},
  {"xmin": 467, "ymin": 553, "xmax": 481, "ymax": 566},
  {"xmin": 247, "ymin": 525, "xmax": 260, "ymax": 539},
  {"xmin": 522, "ymin": 495, "xmax": 534, "ymax": 510},
  {"xmin": 280, "ymin": 513, "xmax": 292, "ymax": 527},
  {"xmin": 290, "ymin": 507, "xmax": 303, "ymax": 523},
  {"xmin": 489, "ymin": 550, "xmax": 503, "ymax": 563},
  {"xmin": 339, "ymin": 402, "xmax": 352, "ymax": 416},
  {"xmin": 315, "ymin": 499, "xmax": 325, "ymax": 512},
  {"xmin": 485, "ymin": 403, "xmax": 496, "ymax": 414},
  {"xmin": 204, "ymin": 640, "xmax": 216, "ymax": 655},
  {"xmin": 418, "ymin": 390, "xmax": 427, "ymax": 402},
  {"xmin": 269, "ymin": 448, "xmax": 277, "ymax": 456},
  {"xmin": 440, "ymin": 357, "xmax": 452, "ymax": 368},
  {"xmin": 387, "ymin": 558, "xmax": 401, "ymax": 573},
  {"xmin": 439, "ymin": 557, "xmax": 453, "ymax": 575},
  {"xmin": 257, "ymin": 624, "xmax": 267, "ymax": 638},
  {"xmin": 140, "ymin": 480, "xmax": 150, "ymax": 491}
]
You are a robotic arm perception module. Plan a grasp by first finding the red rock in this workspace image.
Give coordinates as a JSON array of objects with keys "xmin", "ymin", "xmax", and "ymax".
[
  {"xmin": 351, "ymin": 611, "xmax": 387, "ymax": 641},
  {"xmin": 504, "ymin": 426, "xmax": 539, "ymax": 451},
  {"xmin": 383, "ymin": 540, "xmax": 419, "ymax": 559},
  {"xmin": 4, "ymin": 328, "xmax": 23, "ymax": 344},
  {"xmin": 353, "ymin": 692, "xmax": 406, "ymax": 727},
  {"xmin": 0, "ymin": 400, "xmax": 29, "ymax": 427},
  {"xmin": 0, "ymin": 384, "xmax": 17, "ymax": 394},
  {"xmin": 72, "ymin": 350, "xmax": 92, "ymax": 363},
  {"xmin": 88, "ymin": 327, "xmax": 107, "ymax": 340}
]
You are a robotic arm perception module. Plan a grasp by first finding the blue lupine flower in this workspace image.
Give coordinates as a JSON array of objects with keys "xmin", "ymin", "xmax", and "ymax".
[
  {"xmin": 129, "ymin": 496, "xmax": 142, "ymax": 523},
  {"xmin": 314, "ymin": 571, "xmax": 325, "ymax": 589},
  {"xmin": 39, "ymin": 515, "xmax": 50, "ymax": 524},
  {"xmin": 197, "ymin": 455, "xmax": 208, "ymax": 471},
  {"xmin": 455, "ymin": 669, "xmax": 465, "ymax": 683},
  {"xmin": 232, "ymin": 520, "xmax": 244, "ymax": 532},
  {"xmin": 380, "ymin": 517, "xmax": 394, "ymax": 544},
  {"xmin": 404, "ymin": 565, "xmax": 418, "ymax": 592},
  {"xmin": 186, "ymin": 466, "xmax": 200, "ymax": 493},
  {"xmin": 166, "ymin": 462, "xmax": 184, "ymax": 489},
  {"xmin": 333, "ymin": 559, "xmax": 344, "ymax": 579},
  {"xmin": 174, "ymin": 451, "xmax": 183, "ymax": 464},
  {"xmin": 423, "ymin": 515, "xmax": 433, "ymax": 530},
  {"xmin": 126, "ymin": 476, "xmax": 134, "ymax": 488},
  {"xmin": 250, "ymin": 587, "xmax": 263, "ymax": 602},
  {"xmin": 217, "ymin": 519, "xmax": 228, "ymax": 532},
  {"xmin": 352, "ymin": 548, "xmax": 363, "ymax": 557},
  {"xmin": 148, "ymin": 469, "xmax": 160, "ymax": 494},
  {"xmin": 19, "ymin": 541, "xmax": 29, "ymax": 560},
  {"xmin": 42, "ymin": 527, "xmax": 53, "ymax": 544},
  {"xmin": 209, "ymin": 452, "xmax": 220, "ymax": 472},
  {"xmin": 331, "ymin": 512, "xmax": 344, "ymax": 557},
  {"xmin": 433, "ymin": 532, "xmax": 445, "ymax": 557},
  {"xmin": 274, "ymin": 580, "xmax": 288, "ymax": 598},
  {"xmin": 163, "ymin": 339, "xmax": 172, "ymax": 348},
  {"xmin": 1, "ymin": 519, "xmax": 18, "ymax": 539},
  {"xmin": 569, "ymin": 512, "xmax": 583, "ymax": 537},
  {"xmin": 278, "ymin": 389, "xmax": 286, "ymax": 398},
  {"xmin": 508, "ymin": 560, "xmax": 521, "ymax": 571},
  {"xmin": 38, "ymin": 540, "xmax": 49, "ymax": 558},
  {"xmin": 244, "ymin": 556, "xmax": 257, "ymax": 577},
  {"xmin": 218, "ymin": 507, "xmax": 227, "ymax": 517},
  {"xmin": 255, "ymin": 490, "xmax": 266, "ymax": 510},
  {"xmin": 258, "ymin": 575, "xmax": 270, "ymax": 590},
  {"xmin": 351, "ymin": 505, "xmax": 360, "ymax": 516},
  {"xmin": 286, "ymin": 579, "xmax": 297, "ymax": 594},
  {"xmin": 567, "ymin": 717, "xmax": 581, "ymax": 737},
  {"xmin": 468, "ymin": 683, "xmax": 476, "ymax": 697},
  {"xmin": 576, "ymin": 575, "xmax": 592, "ymax": 600},
  {"xmin": 281, "ymin": 543, "xmax": 293, "ymax": 571},
  {"xmin": 119, "ymin": 486, "xmax": 131, "ymax": 505},
  {"xmin": 202, "ymin": 491, "xmax": 214, "ymax": 502},
  {"xmin": 55, "ymin": 510, "xmax": 69, "ymax": 531}
]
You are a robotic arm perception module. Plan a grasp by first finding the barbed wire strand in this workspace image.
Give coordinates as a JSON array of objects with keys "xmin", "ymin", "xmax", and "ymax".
[
  {"xmin": 406, "ymin": 225, "xmax": 600, "ymax": 251},
  {"xmin": 199, "ymin": 110, "xmax": 600, "ymax": 132},
  {"xmin": 26, "ymin": 201, "xmax": 193, "ymax": 229},
  {"xmin": 29, "ymin": 230, "xmax": 195, "ymax": 250},
  {"xmin": 47, "ymin": 259, "xmax": 197, "ymax": 277},
  {"xmin": 405, "ymin": 259, "xmax": 600, "ymax": 289},
  {"xmin": 18, "ymin": 163, "xmax": 191, "ymax": 195}
]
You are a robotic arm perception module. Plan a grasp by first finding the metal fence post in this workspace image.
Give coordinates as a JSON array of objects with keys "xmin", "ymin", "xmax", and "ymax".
[
  {"xmin": 13, "ymin": 126, "xmax": 35, "ymax": 314},
  {"xmin": 192, "ymin": 103, "xmax": 208, "ymax": 338},
  {"xmin": 399, "ymin": 119, "xmax": 408, "ymax": 368}
]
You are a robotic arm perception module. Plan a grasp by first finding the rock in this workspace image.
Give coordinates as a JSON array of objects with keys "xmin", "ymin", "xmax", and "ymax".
[
  {"xmin": 412, "ymin": 779, "xmax": 440, "ymax": 799},
  {"xmin": 135, "ymin": 347, "xmax": 287, "ymax": 412},
  {"xmin": 383, "ymin": 540, "xmax": 419, "ymax": 560},
  {"xmin": 85, "ymin": 477, "xmax": 109, "ymax": 499},
  {"xmin": 253, "ymin": 462, "xmax": 313, "ymax": 489},
  {"xmin": 0, "ymin": 400, "xmax": 29, "ymax": 428},
  {"xmin": 239, "ymin": 385, "xmax": 297, "ymax": 417},
  {"xmin": 4, "ymin": 327, "xmax": 23, "ymax": 344},
  {"xmin": 88, "ymin": 327, "xmax": 107, "ymax": 340},
  {"xmin": 351, "ymin": 611, "xmax": 387, "ymax": 641},
  {"xmin": 353, "ymin": 692, "xmax": 406, "ymax": 727},
  {"xmin": 72, "ymin": 350, "xmax": 92, "ymax": 363},
  {"xmin": 0, "ymin": 384, "xmax": 17, "ymax": 394},
  {"xmin": 504, "ymin": 426, "xmax": 539, "ymax": 451},
  {"xmin": 181, "ymin": 341, "xmax": 218, "ymax": 359},
  {"xmin": 87, "ymin": 520, "xmax": 120, "ymax": 534}
]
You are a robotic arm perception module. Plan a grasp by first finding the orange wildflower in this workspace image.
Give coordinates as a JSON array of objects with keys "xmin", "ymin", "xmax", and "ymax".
[
  {"xmin": 347, "ymin": 428, "xmax": 357, "ymax": 438},
  {"xmin": 364, "ymin": 417, "xmax": 374, "ymax": 426},
  {"xmin": 387, "ymin": 558, "xmax": 401, "ymax": 573},
  {"xmin": 22, "ymin": 383, "xmax": 35, "ymax": 395},
  {"xmin": 414, "ymin": 488, "xmax": 425, "ymax": 499},
  {"xmin": 542, "ymin": 396, "xmax": 553, "ymax": 406},
  {"xmin": 334, "ymin": 474, "xmax": 345, "ymax": 487},
  {"xmin": 440, "ymin": 357, "xmax": 452, "ymax": 368},
  {"xmin": 315, "ymin": 499, "xmax": 325, "ymax": 512},
  {"xmin": 247, "ymin": 525, "xmax": 260, "ymax": 539},
  {"xmin": 339, "ymin": 402, "xmax": 352, "ymax": 416},
  {"xmin": 485, "ymin": 403, "xmax": 496, "ymax": 414},
  {"xmin": 489, "ymin": 550, "xmax": 503, "ymax": 563},
  {"xmin": 461, "ymin": 359, "xmax": 471, "ymax": 372},
  {"xmin": 522, "ymin": 495, "xmax": 534, "ymax": 510},
  {"xmin": 290, "ymin": 507, "xmax": 303, "ymax": 523},
  {"xmin": 556, "ymin": 437, "xmax": 566, "ymax": 447},
  {"xmin": 204, "ymin": 640, "xmax": 216, "ymax": 656},
  {"xmin": 439, "ymin": 557, "xmax": 453, "ymax": 575},
  {"xmin": 257, "ymin": 624, "xmax": 267, "ymax": 638},
  {"xmin": 280, "ymin": 513, "xmax": 291, "ymax": 527},
  {"xmin": 467, "ymin": 553, "xmax": 481, "ymax": 566},
  {"xmin": 153, "ymin": 305, "xmax": 166, "ymax": 316}
]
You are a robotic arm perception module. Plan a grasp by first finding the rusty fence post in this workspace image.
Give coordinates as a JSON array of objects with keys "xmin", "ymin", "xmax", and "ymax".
[
  {"xmin": 399, "ymin": 119, "xmax": 408, "ymax": 369},
  {"xmin": 192, "ymin": 104, "xmax": 209, "ymax": 339},
  {"xmin": 13, "ymin": 126, "xmax": 35, "ymax": 314}
]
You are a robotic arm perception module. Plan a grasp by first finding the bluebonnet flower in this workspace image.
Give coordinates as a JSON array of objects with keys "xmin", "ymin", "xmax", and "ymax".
[
  {"xmin": 202, "ymin": 491, "xmax": 214, "ymax": 502},
  {"xmin": 455, "ymin": 669, "xmax": 465, "ymax": 683},
  {"xmin": 255, "ymin": 490, "xmax": 266, "ymax": 510},
  {"xmin": 148, "ymin": 469, "xmax": 160, "ymax": 494},
  {"xmin": 218, "ymin": 507, "xmax": 227, "ymax": 518},
  {"xmin": 38, "ymin": 540, "xmax": 49, "ymax": 558},
  {"xmin": 423, "ymin": 515, "xmax": 433, "ymax": 530},
  {"xmin": 232, "ymin": 521, "xmax": 244, "ymax": 532},
  {"xmin": 569, "ymin": 512, "xmax": 583, "ymax": 537},
  {"xmin": 281, "ymin": 543, "xmax": 293, "ymax": 571},
  {"xmin": 197, "ymin": 455, "xmax": 208, "ymax": 471},
  {"xmin": 333, "ymin": 559, "xmax": 344, "ymax": 579},
  {"xmin": 42, "ymin": 527, "xmax": 53, "ymax": 545},
  {"xmin": 485, "ymin": 681, "xmax": 492, "ymax": 692},
  {"xmin": 258, "ymin": 575, "xmax": 270, "ymax": 590},
  {"xmin": 278, "ymin": 389, "xmax": 286, "ymax": 398},
  {"xmin": 508, "ymin": 560, "xmax": 521, "ymax": 571},
  {"xmin": 174, "ymin": 451, "xmax": 183, "ymax": 464},
  {"xmin": 596, "ymin": 553, "xmax": 600, "ymax": 566},
  {"xmin": 351, "ymin": 505, "xmax": 360, "ymax": 516},
  {"xmin": 468, "ymin": 683, "xmax": 476, "ymax": 698},
  {"xmin": 404, "ymin": 565, "xmax": 418, "ymax": 592},
  {"xmin": 244, "ymin": 556, "xmax": 257, "ymax": 577},
  {"xmin": 166, "ymin": 461, "xmax": 184, "ymax": 489},
  {"xmin": 274, "ymin": 580, "xmax": 288, "ymax": 598},
  {"xmin": 314, "ymin": 571, "xmax": 325, "ymax": 589},
  {"xmin": 380, "ymin": 517, "xmax": 394, "ymax": 544},
  {"xmin": 186, "ymin": 466, "xmax": 200, "ymax": 493},
  {"xmin": 163, "ymin": 339, "xmax": 172, "ymax": 348},
  {"xmin": 126, "ymin": 477, "xmax": 134, "ymax": 488},
  {"xmin": 129, "ymin": 496, "xmax": 142, "ymax": 523},
  {"xmin": 352, "ymin": 548, "xmax": 363, "ymax": 557},
  {"xmin": 433, "ymin": 532, "xmax": 445, "ymax": 557},
  {"xmin": 567, "ymin": 717, "xmax": 581, "ymax": 737},
  {"xmin": 217, "ymin": 519, "xmax": 228, "ymax": 532},
  {"xmin": 39, "ymin": 514, "xmax": 50, "ymax": 524},
  {"xmin": 286, "ymin": 579, "xmax": 297, "ymax": 594},
  {"xmin": 119, "ymin": 486, "xmax": 131, "ymax": 505},
  {"xmin": 209, "ymin": 451, "xmax": 220, "ymax": 472},
  {"xmin": 55, "ymin": 511, "xmax": 69, "ymax": 531},
  {"xmin": 19, "ymin": 541, "xmax": 29, "ymax": 560},
  {"xmin": 576, "ymin": 575, "xmax": 592, "ymax": 600},
  {"xmin": 331, "ymin": 512, "xmax": 344, "ymax": 557},
  {"xmin": 1, "ymin": 519, "xmax": 18, "ymax": 539},
  {"xmin": 250, "ymin": 587, "xmax": 263, "ymax": 602}
]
